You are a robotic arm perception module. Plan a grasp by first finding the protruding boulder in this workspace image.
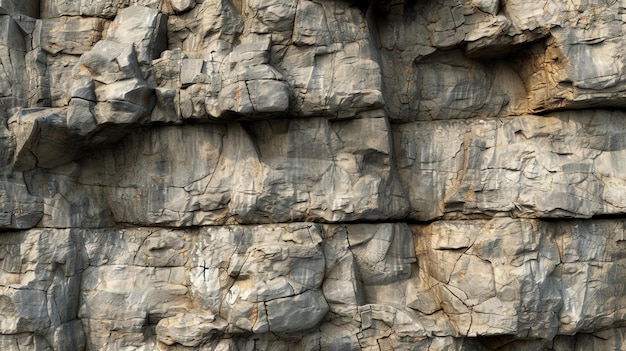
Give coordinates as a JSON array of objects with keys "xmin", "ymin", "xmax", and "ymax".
[
  {"xmin": 106, "ymin": 5, "xmax": 168, "ymax": 65},
  {"xmin": 8, "ymin": 108, "xmax": 77, "ymax": 171}
]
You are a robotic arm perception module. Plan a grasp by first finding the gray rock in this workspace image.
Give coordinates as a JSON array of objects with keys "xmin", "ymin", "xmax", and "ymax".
[
  {"xmin": 167, "ymin": 0, "xmax": 242, "ymax": 56},
  {"xmin": 149, "ymin": 87, "xmax": 180, "ymax": 123},
  {"xmin": 46, "ymin": 54, "xmax": 79, "ymax": 107},
  {"xmin": 210, "ymin": 36, "xmax": 292, "ymax": 119},
  {"xmin": 179, "ymin": 58, "xmax": 206, "ymax": 87},
  {"xmin": 77, "ymin": 41, "xmax": 143, "ymax": 85},
  {"xmin": 93, "ymin": 78, "xmax": 154, "ymax": 124},
  {"xmin": 106, "ymin": 6, "xmax": 168, "ymax": 65},
  {"xmin": 265, "ymin": 290, "xmax": 328, "ymax": 332},
  {"xmin": 39, "ymin": 17, "xmax": 105, "ymax": 55},
  {"xmin": 8, "ymin": 108, "xmax": 78, "ymax": 171},
  {"xmin": 41, "ymin": 0, "xmax": 133, "ymax": 18},
  {"xmin": 0, "ymin": 171, "xmax": 44, "ymax": 229},
  {"xmin": 67, "ymin": 99, "xmax": 97, "ymax": 136},
  {"xmin": 394, "ymin": 110, "xmax": 626, "ymax": 220},
  {"xmin": 517, "ymin": 23, "xmax": 626, "ymax": 112},
  {"xmin": 0, "ymin": 219, "xmax": 625, "ymax": 349},
  {"xmin": 409, "ymin": 218, "xmax": 626, "ymax": 339},
  {"xmin": 0, "ymin": 0, "xmax": 40, "ymax": 17},
  {"xmin": 401, "ymin": 50, "xmax": 527, "ymax": 121},
  {"xmin": 3, "ymin": 0, "xmax": 626, "ymax": 350},
  {"xmin": 67, "ymin": 116, "xmax": 407, "ymax": 226},
  {"xmin": 0, "ymin": 229, "xmax": 84, "ymax": 349},
  {"xmin": 189, "ymin": 223, "xmax": 327, "ymax": 333},
  {"xmin": 170, "ymin": 0, "xmax": 196, "ymax": 13},
  {"xmin": 156, "ymin": 312, "xmax": 227, "ymax": 347},
  {"xmin": 0, "ymin": 16, "xmax": 29, "ymax": 116}
]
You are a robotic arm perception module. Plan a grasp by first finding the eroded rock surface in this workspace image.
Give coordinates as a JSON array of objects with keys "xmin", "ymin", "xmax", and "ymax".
[
  {"xmin": 2, "ymin": 0, "xmax": 626, "ymax": 350},
  {"xmin": 394, "ymin": 110, "xmax": 626, "ymax": 220}
]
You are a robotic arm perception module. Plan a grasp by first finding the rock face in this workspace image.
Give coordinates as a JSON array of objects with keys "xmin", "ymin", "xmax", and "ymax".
[{"xmin": 2, "ymin": 0, "xmax": 626, "ymax": 350}]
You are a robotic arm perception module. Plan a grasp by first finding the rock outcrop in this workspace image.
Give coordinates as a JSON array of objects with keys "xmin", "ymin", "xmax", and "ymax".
[{"xmin": 2, "ymin": 0, "xmax": 626, "ymax": 350}]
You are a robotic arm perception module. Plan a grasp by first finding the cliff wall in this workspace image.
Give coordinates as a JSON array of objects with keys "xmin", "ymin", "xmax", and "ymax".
[{"xmin": 1, "ymin": 0, "xmax": 626, "ymax": 350}]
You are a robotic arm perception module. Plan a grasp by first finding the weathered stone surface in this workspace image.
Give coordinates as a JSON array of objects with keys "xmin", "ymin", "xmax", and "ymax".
[
  {"xmin": 213, "ymin": 37, "xmax": 291, "ymax": 118},
  {"xmin": 40, "ymin": 0, "xmax": 140, "ymax": 18},
  {"xmin": 105, "ymin": 5, "xmax": 167, "ymax": 64},
  {"xmin": 169, "ymin": 0, "xmax": 195, "ymax": 13},
  {"xmin": 408, "ymin": 218, "xmax": 626, "ymax": 339},
  {"xmin": 3, "ymin": 0, "xmax": 626, "ymax": 350},
  {"xmin": 399, "ymin": 49, "xmax": 527, "ymax": 121},
  {"xmin": 189, "ymin": 223, "xmax": 328, "ymax": 334},
  {"xmin": 375, "ymin": 0, "xmax": 626, "ymax": 120},
  {"xmin": 39, "ymin": 17, "xmax": 105, "ymax": 55},
  {"xmin": 0, "ymin": 171, "xmax": 43, "ymax": 229},
  {"xmin": 0, "ymin": 15, "xmax": 29, "ymax": 117},
  {"xmin": 394, "ymin": 110, "xmax": 626, "ymax": 220},
  {"xmin": 0, "ymin": 224, "xmax": 415, "ymax": 349},
  {"xmin": 3, "ymin": 6, "xmax": 167, "ymax": 172},
  {"xmin": 3, "ymin": 219, "xmax": 624, "ymax": 349},
  {"xmin": 0, "ymin": 0, "xmax": 40, "ymax": 17},
  {"xmin": 516, "ymin": 28, "xmax": 626, "ymax": 113},
  {"xmin": 0, "ymin": 229, "xmax": 85, "ymax": 348},
  {"xmin": 501, "ymin": 1, "xmax": 626, "ymax": 113},
  {"xmin": 8, "ymin": 108, "xmax": 77, "ymax": 170},
  {"xmin": 61, "ymin": 116, "xmax": 407, "ymax": 226}
]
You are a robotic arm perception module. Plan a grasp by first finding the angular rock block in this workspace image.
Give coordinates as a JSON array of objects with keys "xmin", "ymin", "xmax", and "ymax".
[
  {"xmin": 77, "ymin": 40, "xmax": 142, "ymax": 85},
  {"xmin": 518, "ymin": 26, "xmax": 626, "ymax": 112},
  {"xmin": 106, "ymin": 5, "xmax": 168, "ymax": 64},
  {"xmin": 39, "ymin": 17, "xmax": 105, "ymax": 55},
  {"xmin": 58, "ymin": 5, "xmax": 163, "ymax": 131},
  {"xmin": 394, "ymin": 110, "xmax": 626, "ymax": 220},
  {"xmin": 188, "ymin": 223, "xmax": 327, "ymax": 334},
  {"xmin": 215, "ymin": 39, "xmax": 292, "ymax": 118},
  {"xmin": 8, "ymin": 108, "xmax": 78, "ymax": 171},
  {"xmin": 0, "ymin": 0, "xmax": 39, "ymax": 17},
  {"xmin": 0, "ymin": 229, "xmax": 84, "ymax": 348},
  {"xmin": 321, "ymin": 222, "xmax": 416, "ymax": 318},
  {"xmin": 0, "ymin": 171, "xmax": 44, "ymax": 229},
  {"xmin": 409, "ymin": 218, "xmax": 626, "ymax": 338},
  {"xmin": 0, "ymin": 16, "xmax": 29, "ymax": 117},
  {"xmin": 280, "ymin": 39, "xmax": 384, "ymax": 118},
  {"xmin": 40, "ymin": 0, "xmax": 132, "ymax": 18},
  {"xmin": 170, "ymin": 0, "xmax": 196, "ymax": 13}
]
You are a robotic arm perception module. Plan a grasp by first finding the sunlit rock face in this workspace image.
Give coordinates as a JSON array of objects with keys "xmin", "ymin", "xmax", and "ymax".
[{"xmin": 2, "ymin": 0, "xmax": 626, "ymax": 350}]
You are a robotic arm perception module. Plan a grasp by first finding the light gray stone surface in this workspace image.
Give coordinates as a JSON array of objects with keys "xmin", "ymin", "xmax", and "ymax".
[
  {"xmin": 2, "ymin": 0, "xmax": 626, "ymax": 350},
  {"xmin": 375, "ymin": 0, "xmax": 626, "ymax": 121},
  {"xmin": 1, "ymin": 220, "xmax": 625, "ymax": 350},
  {"xmin": 39, "ymin": 17, "xmax": 105, "ymax": 55},
  {"xmin": 394, "ymin": 110, "xmax": 626, "ymax": 220},
  {"xmin": 65, "ymin": 116, "xmax": 406, "ymax": 226},
  {"xmin": 0, "ymin": 0, "xmax": 39, "ymax": 17}
]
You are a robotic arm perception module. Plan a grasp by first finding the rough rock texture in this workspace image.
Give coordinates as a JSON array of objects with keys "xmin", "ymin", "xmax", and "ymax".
[{"xmin": 2, "ymin": 0, "xmax": 626, "ymax": 350}]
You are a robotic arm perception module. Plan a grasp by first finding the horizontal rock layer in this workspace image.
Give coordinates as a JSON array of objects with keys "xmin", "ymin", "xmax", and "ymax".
[
  {"xmin": 394, "ymin": 110, "xmax": 626, "ymax": 220},
  {"xmin": 1, "ymin": 0, "xmax": 626, "ymax": 350},
  {"xmin": 19, "ymin": 115, "xmax": 407, "ymax": 228},
  {"xmin": 1, "ymin": 219, "xmax": 625, "ymax": 350}
]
